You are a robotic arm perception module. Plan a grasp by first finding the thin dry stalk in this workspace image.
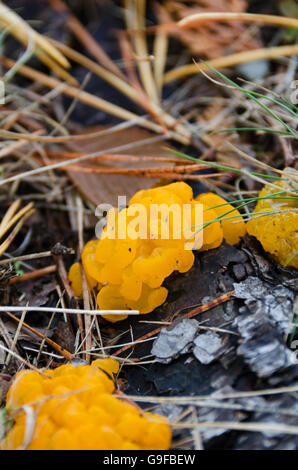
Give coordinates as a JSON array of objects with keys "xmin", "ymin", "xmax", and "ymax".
[
  {"xmin": 76, "ymin": 195, "xmax": 92, "ymax": 362},
  {"xmin": 5, "ymin": 308, "xmax": 27, "ymax": 366},
  {"xmin": 0, "ymin": 2, "xmax": 70, "ymax": 83},
  {"xmin": 32, "ymin": 50, "xmax": 78, "ymax": 86},
  {"xmin": 3, "ymin": 311, "xmax": 74, "ymax": 361},
  {"xmin": 45, "ymin": 150, "xmax": 189, "ymax": 165},
  {"xmin": 8, "ymin": 265, "xmax": 57, "ymax": 285},
  {"xmin": 191, "ymin": 407, "xmax": 203, "ymax": 450},
  {"xmin": 48, "ymin": 38, "xmax": 139, "ymax": 103},
  {"xmin": 47, "ymin": 0, "xmax": 125, "ymax": 79},
  {"xmin": 2, "ymin": 57, "xmax": 158, "ymax": 129},
  {"xmin": 31, "ymin": 159, "xmax": 206, "ymax": 176},
  {"xmin": 0, "ymin": 202, "xmax": 34, "ymax": 240},
  {"xmin": 0, "ymin": 208, "xmax": 35, "ymax": 257},
  {"xmin": 0, "ymin": 135, "xmax": 170, "ymax": 187},
  {"xmin": 153, "ymin": 22, "xmax": 168, "ymax": 96},
  {"xmin": 164, "ymin": 44, "xmax": 298, "ymax": 83},
  {"xmin": 17, "ymin": 405, "xmax": 36, "ymax": 450},
  {"xmin": 118, "ymin": 30, "xmax": 169, "ymax": 135},
  {"xmin": 125, "ymin": 0, "xmax": 159, "ymax": 104},
  {"xmin": 0, "ymin": 124, "xmax": 155, "ymax": 143},
  {"xmin": 0, "ymin": 56, "xmax": 192, "ymax": 142},
  {"xmin": 178, "ymin": 12, "xmax": 298, "ymax": 29},
  {"xmin": 0, "ymin": 139, "xmax": 31, "ymax": 159},
  {"xmin": 170, "ymin": 420, "xmax": 298, "ymax": 436},
  {"xmin": 0, "ymin": 342, "xmax": 51, "ymax": 377},
  {"xmin": 0, "ymin": 306, "xmax": 139, "ymax": 316},
  {"xmin": 127, "ymin": 383, "xmax": 298, "ymax": 404},
  {"xmin": 0, "ymin": 251, "xmax": 53, "ymax": 265},
  {"xmin": 113, "ymin": 290, "xmax": 234, "ymax": 356}
]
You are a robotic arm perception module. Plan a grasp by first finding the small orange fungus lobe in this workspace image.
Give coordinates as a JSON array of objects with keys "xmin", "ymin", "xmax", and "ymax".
[
  {"xmin": 68, "ymin": 262, "xmax": 83, "ymax": 297},
  {"xmin": 68, "ymin": 183, "xmax": 247, "ymax": 321},
  {"xmin": 247, "ymin": 181, "xmax": 298, "ymax": 269},
  {"xmin": 1, "ymin": 359, "xmax": 171, "ymax": 450},
  {"xmin": 196, "ymin": 193, "xmax": 246, "ymax": 246}
]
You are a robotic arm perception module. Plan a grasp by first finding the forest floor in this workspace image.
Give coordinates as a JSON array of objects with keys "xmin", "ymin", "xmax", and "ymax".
[{"xmin": 0, "ymin": 0, "xmax": 297, "ymax": 450}]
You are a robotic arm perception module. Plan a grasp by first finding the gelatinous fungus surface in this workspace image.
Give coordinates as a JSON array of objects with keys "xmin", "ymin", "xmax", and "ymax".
[
  {"xmin": 69, "ymin": 183, "xmax": 246, "ymax": 321},
  {"xmin": 1, "ymin": 359, "xmax": 171, "ymax": 450},
  {"xmin": 247, "ymin": 182, "xmax": 298, "ymax": 269}
]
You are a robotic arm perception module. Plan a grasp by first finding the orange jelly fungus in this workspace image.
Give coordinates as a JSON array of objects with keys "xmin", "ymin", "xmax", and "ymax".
[
  {"xmin": 0, "ymin": 359, "xmax": 171, "ymax": 450},
  {"xmin": 68, "ymin": 183, "xmax": 246, "ymax": 322},
  {"xmin": 195, "ymin": 192, "xmax": 246, "ymax": 246},
  {"xmin": 247, "ymin": 181, "xmax": 298, "ymax": 269}
]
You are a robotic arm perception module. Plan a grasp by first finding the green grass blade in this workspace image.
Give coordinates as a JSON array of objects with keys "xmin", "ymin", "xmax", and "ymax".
[
  {"xmin": 212, "ymin": 128, "xmax": 293, "ymax": 137},
  {"xmin": 201, "ymin": 61, "xmax": 298, "ymax": 139},
  {"xmin": 167, "ymin": 147, "xmax": 281, "ymax": 180}
]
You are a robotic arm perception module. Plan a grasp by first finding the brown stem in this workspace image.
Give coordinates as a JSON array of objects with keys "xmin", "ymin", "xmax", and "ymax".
[
  {"xmin": 8, "ymin": 265, "xmax": 57, "ymax": 285},
  {"xmin": 3, "ymin": 311, "xmax": 74, "ymax": 361},
  {"xmin": 112, "ymin": 290, "xmax": 234, "ymax": 357}
]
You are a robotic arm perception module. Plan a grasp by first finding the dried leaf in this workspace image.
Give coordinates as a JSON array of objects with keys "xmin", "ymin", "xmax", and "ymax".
[
  {"xmin": 159, "ymin": 0, "xmax": 260, "ymax": 60},
  {"xmin": 66, "ymin": 127, "xmax": 178, "ymax": 206}
]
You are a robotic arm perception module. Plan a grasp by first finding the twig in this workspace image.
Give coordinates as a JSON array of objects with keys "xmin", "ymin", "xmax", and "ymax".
[
  {"xmin": 0, "ymin": 250, "xmax": 53, "ymax": 265},
  {"xmin": 0, "ymin": 306, "xmax": 139, "ymax": 316},
  {"xmin": 47, "ymin": 0, "xmax": 125, "ymax": 79},
  {"xmin": 0, "ymin": 122, "xmax": 159, "ymax": 143},
  {"xmin": 178, "ymin": 12, "xmax": 298, "ymax": 29},
  {"xmin": 164, "ymin": 45, "xmax": 298, "ymax": 83},
  {"xmin": 17, "ymin": 405, "xmax": 36, "ymax": 451},
  {"xmin": 0, "ymin": 138, "xmax": 30, "ymax": 159},
  {"xmin": 153, "ymin": 15, "xmax": 168, "ymax": 96},
  {"xmin": 8, "ymin": 265, "xmax": 57, "ymax": 284},
  {"xmin": 0, "ymin": 56, "xmax": 167, "ymax": 138},
  {"xmin": 118, "ymin": 30, "xmax": 169, "ymax": 135},
  {"xmin": 5, "ymin": 308, "xmax": 27, "ymax": 366},
  {"xmin": 0, "ymin": 202, "xmax": 34, "ymax": 239},
  {"xmin": 48, "ymin": 37, "xmax": 142, "ymax": 104},
  {"xmin": 112, "ymin": 290, "xmax": 234, "ymax": 356},
  {"xmin": 0, "ymin": 56, "xmax": 191, "ymax": 143},
  {"xmin": 170, "ymin": 420, "xmax": 298, "ymax": 436},
  {"xmin": 32, "ymin": 159, "xmax": 206, "ymax": 175},
  {"xmin": 52, "ymin": 251, "xmax": 85, "ymax": 345},
  {"xmin": 125, "ymin": 0, "xmax": 159, "ymax": 104},
  {"xmin": 0, "ymin": 209, "xmax": 35, "ymax": 257},
  {"xmin": 76, "ymin": 195, "xmax": 91, "ymax": 362},
  {"xmin": 3, "ymin": 311, "xmax": 74, "ymax": 361},
  {"xmin": 126, "ymin": 384, "xmax": 298, "ymax": 403},
  {"xmin": 45, "ymin": 150, "xmax": 188, "ymax": 164},
  {"xmin": 0, "ymin": 343, "xmax": 51, "ymax": 377},
  {"xmin": 0, "ymin": 135, "xmax": 171, "ymax": 187},
  {"xmin": 0, "ymin": 2, "xmax": 69, "ymax": 68}
]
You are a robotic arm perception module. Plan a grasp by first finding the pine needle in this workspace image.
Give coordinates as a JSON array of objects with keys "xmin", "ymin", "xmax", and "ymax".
[
  {"xmin": 178, "ymin": 12, "xmax": 298, "ymax": 30},
  {"xmin": 164, "ymin": 44, "xmax": 298, "ymax": 83},
  {"xmin": 0, "ymin": 1, "xmax": 71, "ymax": 84}
]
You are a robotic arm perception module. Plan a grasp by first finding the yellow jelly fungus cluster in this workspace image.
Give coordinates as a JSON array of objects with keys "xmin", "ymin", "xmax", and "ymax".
[
  {"xmin": 195, "ymin": 192, "xmax": 246, "ymax": 247},
  {"xmin": 0, "ymin": 359, "xmax": 171, "ymax": 450},
  {"xmin": 247, "ymin": 181, "xmax": 298, "ymax": 269},
  {"xmin": 68, "ymin": 183, "xmax": 246, "ymax": 322}
]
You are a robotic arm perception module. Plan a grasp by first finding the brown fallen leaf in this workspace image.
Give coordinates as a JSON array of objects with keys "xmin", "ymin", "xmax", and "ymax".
[
  {"xmin": 65, "ymin": 126, "xmax": 181, "ymax": 206},
  {"xmin": 158, "ymin": 0, "xmax": 260, "ymax": 60}
]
